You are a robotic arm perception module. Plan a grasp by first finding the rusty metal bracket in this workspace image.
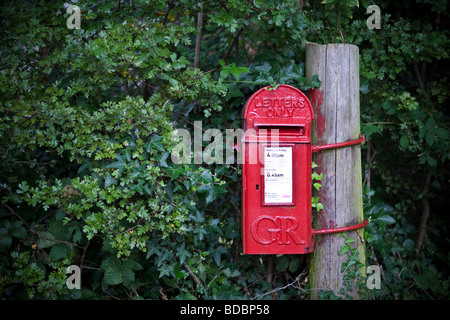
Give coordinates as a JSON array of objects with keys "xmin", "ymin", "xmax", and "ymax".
[{"xmin": 312, "ymin": 134, "xmax": 366, "ymax": 153}]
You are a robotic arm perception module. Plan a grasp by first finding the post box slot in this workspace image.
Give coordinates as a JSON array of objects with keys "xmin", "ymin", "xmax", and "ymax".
[{"xmin": 257, "ymin": 125, "xmax": 305, "ymax": 136}]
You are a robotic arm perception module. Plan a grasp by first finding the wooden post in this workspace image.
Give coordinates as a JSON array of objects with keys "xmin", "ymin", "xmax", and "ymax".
[{"xmin": 305, "ymin": 43, "xmax": 366, "ymax": 299}]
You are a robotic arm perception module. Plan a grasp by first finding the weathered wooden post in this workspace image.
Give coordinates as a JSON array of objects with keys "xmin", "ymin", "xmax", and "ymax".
[{"xmin": 305, "ymin": 43, "xmax": 366, "ymax": 299}]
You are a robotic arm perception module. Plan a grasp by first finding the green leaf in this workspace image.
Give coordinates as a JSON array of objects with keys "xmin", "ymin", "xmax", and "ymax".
[
  {"xmin": 255, "ymin": 62, "xmax": 272, "ymax": 73},
  {"xmin": 105, "ymin": 154, "xmax": 126, "ymax": 175},
  {"xmin": 339, "ymin": 245, "xmax": 350, "ymax": 255},
  {"xmin": 198, "ymin": 183, "xmax": 227, "ymax": 204},
  {"xmin": 427, "ymin": 154, "xmax": 437, "ymax": 166},
  {"xmin": 378, "ymin": 215, "xmax": 396, "ymax": 225},
  {"xmin": 105, "ymin": 175, "xmax": 118, "ymax": 188},
  {"xmin": 310, "ymin": 74, "xmax": 322, "ymax": 89},
  {"xmin": 102, "ymin": 257, "xmax": 123, "ymax": 286},
  {"xmin": 176, "ymin": 248, "xmax": 190, "ymax": 265},
  {"xmin": 200, "ymin": 169, "xmax": 213, "ymax": 183},
  {"xmin": 231, "ymin": 66, "xmax": 250, "ymax": 81},
  {"xmin": 363, "ymin": 124, "xmax": 381, "ymax": 139},
  {"xmin": 400, "ymin": 134, "xmax": 409, "ymax": 148},
  {"xmin": 276, "ymin": 256, "xmax": 289, "ymax": 271},
  {"xmin": 382, "ymin": 101, "xmax": 396, "ymax": 115},
  {"xmin": 196, "ymin": 263, "xmax": 206, "ymax": 282},
  {"xmin": 38, "ymin": 232, "xmax": 56, "ymax": 249},
  {"xmin": 435, "ymin": 127, "xmax": 449, "ymax": 140},
  {"xmin": 425, "ymin": 132, "xmax": 435, "ymax": 146},
  {"xmin": 101, "ymin": 256, "xmax": 142, "ymax": 287},
  {"xmin": 18, "ymin": 181, "xmax": 29, "ymax": 193},
  {"xmin": 165, "ymin": 166, "xmax": 185, "ymax": 179},
  {"xmin": 360, "ymin": 81, "xmax": 370, "ymax": 94},
  {"xmin": 49, "ymin": 244, "xmax": 70, "ymax": 260},
  {"xmin": 10, "ymin": 221, "xmax": 27, "ymax": 239},
  {"xmin": 289, "ymin": 258, "xmax": 300, "ymax": 273},
  {"xmin": 345, "ymin": 237, "xmax": 356, "ymax": 244},
  {"xmin": 0, "ymin": 233, "xmax": 12, "ymax": 251},
  {"xmin": 145, "ymin": 134, "xmax": 165, "ymax": 152},
  {"xmin": 223, "ymin": 267, "xmax": 241, "ymax": 277},
  {"xmin": 69, "ymin": 224, "xmax": 82, "ymax": 244},
  {"xmin": 425, "ymin": 117, "xmax": 435, "ymax": 130}
]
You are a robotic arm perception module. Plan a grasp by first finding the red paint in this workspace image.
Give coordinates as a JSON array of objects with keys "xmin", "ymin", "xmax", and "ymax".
[
  {"xmin": 242, "ymin": 84, "xmax": 314, "ymax": 254},
  {"xmin": 312, "ymin": 135, "xmax": 365, "ymax": 153},
  {"xmin": 313, "ymin": 219, "xmax": 369, "ymax": 235},
  {"xmin": 242, "ymin": 85, "xmax": 368, "ymax": 255},
  {"xmin": 307, "ymin": 88, "xmax": 326, "ymax": 139}
]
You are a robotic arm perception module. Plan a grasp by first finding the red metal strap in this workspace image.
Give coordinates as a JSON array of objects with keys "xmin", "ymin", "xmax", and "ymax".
[
  {"xmin": 312, "ymin": 218, "xmax": 369, "ymax": 235},
  {"xmin": 312, "ymin": 134, "xmax": 365, "ymax": 153}
]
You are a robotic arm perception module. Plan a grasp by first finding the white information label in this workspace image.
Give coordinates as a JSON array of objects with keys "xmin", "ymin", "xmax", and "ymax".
[{"xmin": 264, "ymin": 147, "xmax": 293, "ymax": 204}]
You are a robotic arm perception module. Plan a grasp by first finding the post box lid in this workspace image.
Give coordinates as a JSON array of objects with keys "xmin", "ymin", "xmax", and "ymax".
[{"xmin": 241, "ymin": 84, "xmax": 314, "ymax": 125}]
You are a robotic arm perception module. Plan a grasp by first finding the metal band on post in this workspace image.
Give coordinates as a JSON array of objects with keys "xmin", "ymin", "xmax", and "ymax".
[
  {"xmin": 312, "ymin": 218, "xmax": 369, "ymax": 236},
  {"xmin": 311, "ymin": 134, "xmax": 368, "ymax": 236},
  {"xmin": 312, "ymin": 134, "xmax": 366, "ymax": 153}
]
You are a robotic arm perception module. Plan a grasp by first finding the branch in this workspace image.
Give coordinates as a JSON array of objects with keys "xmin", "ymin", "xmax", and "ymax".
[
  {"xmin": 221, "ymin": 29, "xmax": 243, "ymax": 62},
  {"xmin": 194, "ymin": 2, "xmax": 204, "ymax": 69},
  {"xmin": 413, "ymin": 61, "xmax": 426, "ymax": 92},
  {"xmin": 415, "ymin": 171, "xmax": 432, "ymax": 254},
  {"xmin": 253, "ymin": 269, "xmax": 306, "ymax": 300},
  {"xmin": 182, "ymin": 262, "xmax": 205, "ymax": 289}
]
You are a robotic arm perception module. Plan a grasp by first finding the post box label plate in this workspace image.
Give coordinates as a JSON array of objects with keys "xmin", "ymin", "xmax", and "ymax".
[{"xmin": 264, "ymin": 146, "xmax": 293, "ymax": 204}]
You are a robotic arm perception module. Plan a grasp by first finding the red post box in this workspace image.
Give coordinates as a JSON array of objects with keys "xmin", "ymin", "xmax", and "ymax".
[
  {"xmin": 242, "ymin": 84, "xmax": 314, "ymax": 254},
  {"xmin": 241, "ymin": 84, "xmax": 367, "ymax": 255}
]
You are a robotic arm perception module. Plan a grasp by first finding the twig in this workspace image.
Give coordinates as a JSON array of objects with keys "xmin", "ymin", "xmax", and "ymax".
[
  {"xmin": 182, "ymin": 262, "xmax": 205, "ymax": 289},
  {"xmin": 253, "ymin": 269, "xmax": 306, "ymax": 300},
  {"xmin": 194, "ymin": 2, "xmax": 204, "ymax": 69},
  {"xmin": 221, "ymin": 29, "xmax": 243, "ymax": 62},
  {"xmin": 415, "ymin": 171, "xmax": 431, "ymax": 254}
]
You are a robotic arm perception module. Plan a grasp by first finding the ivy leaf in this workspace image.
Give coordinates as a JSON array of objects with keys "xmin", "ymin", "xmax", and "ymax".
[
  {"xmin": 255, "ymin": 62, "xmax": 272, "ymax": 73},
  {"xmin": 223, "ymin": 267, "xmax": 241, "ymax": 277},
  {"xmin": 339, "ymin": 245, "xmax": 350, "ymax": 255},
  {"xmin": 165, "ymin": 166, "xmax": 185, "ymax": 179},
  {"xmin": 360, "ymin": 81, "xmax": 370, "ymax": 94},
  {"xmin": 197, "ymin": 263, "xmax": 206, "ymax": 282},
  {"xmin": 198, "ymin": 183, "xmax": 227, "ymax": 204},
  {"xmin": 176, "ymin": 248, "xmax": 190, "ymax": 265},
  {"xmin": 310, "ymin": 74, "xmax": 322, "ymax": 89},
  {"xmin": 158, "ymin": 263, "xmax": 174, "ymax": 278},
  {"xmin": 105, "ymin": 175, "xmax": 118, "ymax": 188},
  {"xmin": 200, "ymin": 169, "xmax": 213, "ymax": 184},
  {"xmin": 378, "ymin": 215, "xmax": 396, "ymax": 225},
  {"xmin": 105, "ymin": 154, "xmax": 126, "ymax": 175},
  {"xmin": 145, "ymin": 134, "xmax": 165, "ymax": 152}
]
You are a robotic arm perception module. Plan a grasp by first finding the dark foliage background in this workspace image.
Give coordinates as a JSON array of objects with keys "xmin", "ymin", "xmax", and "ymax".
[{"xmin": 0, "ymin": 0, "xmax": 449, "ymax": 299}]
